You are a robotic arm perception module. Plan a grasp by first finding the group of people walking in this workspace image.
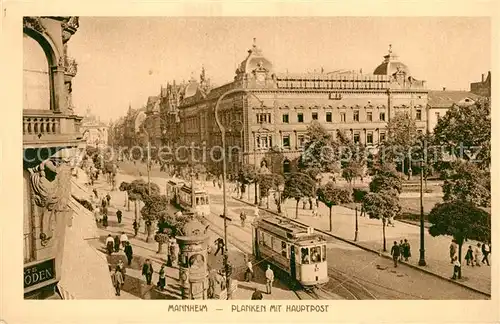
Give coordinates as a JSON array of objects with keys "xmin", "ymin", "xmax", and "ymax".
[{"xmin": 390, "ymin": 239, "xmax": 412, "ymax": 267}]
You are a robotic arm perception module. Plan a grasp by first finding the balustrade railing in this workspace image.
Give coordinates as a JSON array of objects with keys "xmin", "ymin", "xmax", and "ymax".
[{"xmin": 23, "ymin": 116, "xmax": 61, "ymax": 135}]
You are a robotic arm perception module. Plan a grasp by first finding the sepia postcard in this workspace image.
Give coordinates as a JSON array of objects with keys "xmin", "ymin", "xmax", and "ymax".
[{"xmin": 1, "ymin": 1, "xmax": 498, "ymax": 323}]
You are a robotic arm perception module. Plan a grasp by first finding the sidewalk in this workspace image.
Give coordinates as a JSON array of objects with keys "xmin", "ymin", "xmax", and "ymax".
[{"xmin": 235, "ymin": 190, "xmax": 491, "ymax": 295}]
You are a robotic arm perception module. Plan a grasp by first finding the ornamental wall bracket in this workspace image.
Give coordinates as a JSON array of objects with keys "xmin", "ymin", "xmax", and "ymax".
[
  {"xmin": 28, "ymin": 160, "xmax": 71, "ymax": 246},
  {"xmin": 61, "ymin": 16, "xmax": 79, "ymax": 43},
  {"xmin": 23, "ymin": 17, "xmax": 46, "ymax": 33}
]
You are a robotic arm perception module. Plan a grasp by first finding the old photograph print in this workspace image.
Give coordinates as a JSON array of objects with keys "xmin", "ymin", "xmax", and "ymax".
[{"xmin": 21, "ymin": 16, "xmax": 491, "ymax": 302}]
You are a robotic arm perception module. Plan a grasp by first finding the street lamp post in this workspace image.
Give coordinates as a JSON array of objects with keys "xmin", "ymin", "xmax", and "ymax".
[
  {"xmin": 215, "ymin": 88, "xmax": 263, "ymax": 300},
  {"xmin": 418, "ymin": 159, "xmax": 426, "ymax": 266},
  {"xmin": 277, "ymin": 183, "xmax": 284, "ymax": 214},
  {"xmin": 354, "ymin": 206, "xmax": 359, "ymax": 242}
]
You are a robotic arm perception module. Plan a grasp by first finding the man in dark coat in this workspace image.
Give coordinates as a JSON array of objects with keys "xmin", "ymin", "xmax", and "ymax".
[
  {"xmin": 124, "ymin": 242, "xmax": 133, "ymax": 266},
  {"xmin": 214, "ymin": 238, "xmax": 224, "ymax": 256},
  {"xmin": 251, "ymin": 287, "xmax": 263, "ymax": 300},
  {"xmin": 114, "ymin": 235, "xmax": 120, "ymax": 252},
  {"xmin": 116, "ymin": 209, "xmax": 123, "ymax": 224},
  {"xmin": 142, "ymin": 259, "xmax": 154, "ymax": 285},
  {"xmin": 390, "ymin": 241, "xmax": 401, "ymax": 267}
]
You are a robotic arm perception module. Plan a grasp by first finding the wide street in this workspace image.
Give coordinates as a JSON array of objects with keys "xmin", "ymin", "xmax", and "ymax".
[{"xmin": 114, "ymin": 162, "xmax": 489, "ymax": 300}]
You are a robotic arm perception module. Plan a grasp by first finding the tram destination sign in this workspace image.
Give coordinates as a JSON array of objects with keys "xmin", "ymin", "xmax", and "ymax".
[{"xmin": 24, "ymin": 258, "xmax": 56, "ymax": 289}]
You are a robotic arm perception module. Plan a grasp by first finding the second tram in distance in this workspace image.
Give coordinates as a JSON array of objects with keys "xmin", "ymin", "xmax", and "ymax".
[
  {"xmin": 166, "ymin": 178, "xmax": 210, "ymax": 216},
  {"xmin": 252, "ymin": 214, "xmax": 328, "ymax": 287}
]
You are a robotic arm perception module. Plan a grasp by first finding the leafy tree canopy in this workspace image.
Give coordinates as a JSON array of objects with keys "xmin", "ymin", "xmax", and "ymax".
[
  {"xmin": 258, "ymin": 173, "xmax": 285, "ymax": 196},
  {"xmin": 317, "ymin": 182, "xmax": 353, "ymax": 208},
  {"xmin": 433, "ymin": 99, "xmax": 491, "ymax": 169},
  {"xmin": 428, "ymin": 200, "xmax": 490, "ymax": 245},
  {"xmin": 363, "ymin": 191, "xmax": 401, "ymax": 220},
  {"xmin": 141, "ymin": 194, "xmax": 169, "ymax": 222},
  {"xmin": 239, "ymin": 164, "xmax": 259, "ymax": 184},
  {"xmin": 300, "ymin": 121, "xmax": 339, "ymax": 174},
  {"xmin": 282, "ymin": 173, "xmax": 316, "ymax": 202},
  {"xmin": 442, "ymin": 160, "xmax": 491, "ymax": 207},
  {"xmin": 369, "ymin": 167, "xmax": 403, "ymax": 194},
  {"xmin": 127, "ymin": 179, "xmax": 160, "ymax": 201},
  {"xmin": 382, "ymin": 112, "xmax": 419, "ymax": 163}
]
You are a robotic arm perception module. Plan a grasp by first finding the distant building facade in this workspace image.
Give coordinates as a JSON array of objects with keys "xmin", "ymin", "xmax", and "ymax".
[
  {"xmin": 160, "ymin": 41, "xmax": 429, "ymax": 174},
  {"xmin": 470, "ymin": 71, "xmax": 491, "ymax": 97},
  {"xmin": 80, "ymin": 108, "xmax": 109, "ymax": 148},
  {"xmin": 426, "ymin": 90, "xmax": 481, "ymax": 133}
]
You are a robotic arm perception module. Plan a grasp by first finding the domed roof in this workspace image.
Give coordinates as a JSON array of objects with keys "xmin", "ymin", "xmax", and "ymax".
[
  {"xmin": 236, "ymin": 38, "xmax": 273, "ymax": 75},
  {"xmin": 183, "ymin": 78, "xmax": 200, "ymax": 98},
  {"xmin": 373, "ymin": 45, "xmax": 410, "ymax": 76},
  {"xmin": 182, "ymin": 218, "xmax": 207, "ymax": 237}
]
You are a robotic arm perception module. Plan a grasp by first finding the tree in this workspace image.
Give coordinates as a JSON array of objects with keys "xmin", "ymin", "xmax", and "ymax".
[
  {"xmin": 369, "ymin": 166, "xmax": 403, "ymax": 194},
  {"xmin": 363, "ymin": 191, "xmax": 401, "ymax": 251},
  {"xmin": 239, "ymin": 164, "xmax": 259, "ymax": 201},
  {"xmin": 317, "ymin": 182, "xmax": 352, "ymax": 231},
  {"xmin": 336, "ymin": 129, "xmax": 367, "ymax": 184},
  {"xmin": 341, "ymin": 161, "xmax": 364, "ymax": 186},
  {"xmin": 124, "ymin": 179, "xmax": 160, "ymax": 224},
  {"xmin": 300, "ymin": 121, "xmax": 339, "ymax": 174},
  {"xmin": 119, "ymin": 181, "xmax": 131, "ymax": 211},
  {"xmin": 258, "ymin": 173, "xmax": 285, "ymax": 209},
  {"xmin": 442, "ymin": 160, "xmax": 491, "ymax": 207},
  {"xmin": 282, "ymin": 173, "xmax": 316, "ymax": 219},
  {"xmin": 141, "ymin": 194, "xmax": 169, "ymax": 242},
  {"xmin": 433, "ymin": 99, "xmax": 490, "ymax": 169},
  {"xmin": 382, "ymin": 112, "xmax": 419, "ymax": 175},
  {"xmin": 428, "ymin": 200, "xmax": 490, "ymax": 278}
]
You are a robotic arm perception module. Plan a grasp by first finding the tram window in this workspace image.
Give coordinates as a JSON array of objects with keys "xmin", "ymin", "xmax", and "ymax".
[
  {"xmin": 281, "ymin": 241, "xmax": 287, "ymax": 258},
  {"xmin": 322, "ymin": 245, "xmax": 327, "ymax": 261},
  {"xmin": 310, "ymin": 246, "xmax": 321, "ymax": 263},
  {"xmin": 196, "ymin": 197, "xmax": 200, "ymax": 205},
  {"xmin": 301, "ymin": 248, "xmax": 310, "ymax": 264}
]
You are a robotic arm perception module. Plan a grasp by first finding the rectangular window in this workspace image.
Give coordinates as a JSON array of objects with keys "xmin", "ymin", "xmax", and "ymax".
[
  {"xmin": 353, "ymin": 110, "xmax": 359, "ymax": 122},
  {"xmin": 312, "ymin": 112, "xmax": 318, "ymax": 120},
  {"xmin": 322, "ymin": 245, "xmax": 327, "ymax": 261},
  {"xmin": 380, "ymin": 132, "xmax": 386, "ymax": 143},
  {"xmin": 340, "ymin": 112, "xmax": 346, "ymax": 122},
  {"xmin": 416, "ymin": 109, "xmax": 422, "ymax": 121},
  {"xmin": 257, "ymin": 113, "xmax": 271, "ymax": 124},
  {"xmin": 379, "ymin": 112, "xmax": 386, "ymax": 121},
  {"xmin": 282, "ymin": 114, "xmax": 289, "ymax": 123},
  {"xmin": 301, "ymin": 247, "xmax": 310, "ymax": 264},
  {"xmin": 297, "ymin": 135, "xmax": 306, "ymax": 148},
  {"xmin": 326, "ymin": 112, "xmax": 332, "ymax": 122},
  {"xmin": 353, "ymin": 132, "xmax": 360, "ymax": 144},
  {"xmin": 310, "ymin": 246, "xmax": 321, "ymax": 263},
  {"xmin": 282, "ymin": 135, "xmax": 290, "ymax": 149},
  {"xmin": 297, "ymin": 113, "xmax": 304, "ymax": 123},
  {"xmin": 366, "ymin": 132, "xmax": 373, "ymax": 145},
  {"xmin": 417, "ymin": 129, "xmax": 423, "ymax": 135},
  {"xmin": 367, "ymin": 111, "xmax": 373, "ymax": 122}
]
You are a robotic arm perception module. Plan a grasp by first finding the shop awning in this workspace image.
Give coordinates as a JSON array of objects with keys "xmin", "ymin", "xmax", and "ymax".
[{"xmin": 57, "ymin": 197, "xmax": 115, "ymax": 299}]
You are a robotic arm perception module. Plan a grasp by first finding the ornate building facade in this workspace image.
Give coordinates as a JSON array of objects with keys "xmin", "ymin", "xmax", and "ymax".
[
  {"xmin": 80, "ymin": 108, "xmax": 109, "ymax": 148},
  {"xmin": 161, "ymin": 41, "xmax": 429, "ymax": 175},
  {"xmin": 23, "ymin": 17, "xmax": 114, "ymax": 299}
]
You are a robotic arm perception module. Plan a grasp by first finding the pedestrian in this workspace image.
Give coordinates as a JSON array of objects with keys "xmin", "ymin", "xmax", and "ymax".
[
  {"xmin": 102, "ymin": 207, "xmax": 108, "ymax": 228},
  {"xmin": 116, "ymin": 209, "xmax": 122, "ymax": 224},
  {"xmin": 265, "ymin": 264, "xmax": 274, "ymax": 294},
  {"xmin": 94, "ymin": 206, "xmax": 102, "ymax": 224},
  {"xmin": 245, "ymin": 260, "xmax": 253, "ymax": 282},
  {"xmin": 142, "ymin": 259, "xmax": 154, "ymax": 285},
  {"xmin": 92, "ymin": 188, "xmax": 99, "ymax": 199},
  {"xmin": 157, "ymin": 264, "xmax": 166, "ymax": 291},
  {"xmin": 390, "ymin": 241, "xmax": 400, "ymax": 267},
  {"xmin": 387, "ymin": 215, "xmax": 395, "ymax": 227},
  {"xmin": 105, "ymin": 234, "xmax": 114, "ymax": 255},
  {"xmin": 133, "ymin": 220, "xmax": 139, "ymax": 237},
  {"xmin": 403, "ymin": 239, "xmax": 411, "ymax": 261},
  {"xmin": 214, "ymin": 238, "xmax": 224, "ymax": 256},
  {"xmin": 465, "ymin": 245, "xmax": 474, "ymax": 266},
  {"xmin": 114, "ymin": 235, "xmax": 120, "ymax": 252},
  {"xmin": 398, "ymin": 240, "xmax": 404, "ymax": 261},
  {"xmin": 106, "ymin": 193, "xmax": 111, "ymax": 206},
  {"xmin": 240, "ymin": 211, "xmax": 247, "ymax": 228},
  {"xmin": 116, "ymin": 259, "xmax": 126, "ymax": 279},
  {"xmin": 167, "ymin": 239, "xmax": 175, "ymax": 267},
  {"xmin": 213, "ymin": 178, "xmax": 216, "ymax": 187},
  {"xmin": 451, "ymin": 256, "xmax": 461, "ymax": 280},
  {"xmin": 481, "ymin": 242, "xmax": 490, "ymax": 266},
  {"xmin": 449, "ymin": 239, "xmax": 458, "ymax": 263},
  {"xmin": 251, "ymin": 287, "xmax": 263, "ymax": 300},
  {"xmin": 302, "ymin": 198, "xmax": 307, "ymax": 209},
  {"xmin": 120, "ymin": 232, "xmax": 129, "ymax": 249},
  {"xmin": 101, "ymin": 197, "xmax": 107, "ymax": 209},
  {"xmin": 474, "ymin": 243, "xmax": 482, "ymax": 267},
  {"xmin": 124, "ymin": 241, "xmax": 133, "ymax": 266},
  {"xmin": 112, "ymin": 268, "xmax": 124, "ymax": 296},
  {"xmin": 218, "ymin": 179, "xmax": 222, "ymax": 189}
]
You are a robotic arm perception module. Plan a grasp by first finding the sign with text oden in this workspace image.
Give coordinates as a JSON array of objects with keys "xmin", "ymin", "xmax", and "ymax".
[{"xmin": 24, "ymin": 258, "xmax": 56, "ymax": 289}]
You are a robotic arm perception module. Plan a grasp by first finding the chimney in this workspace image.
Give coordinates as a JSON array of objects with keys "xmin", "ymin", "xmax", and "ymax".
[
  {"xmin": 442, "ymin": 87, "xmax": 446, "ymax": 91},
  {"xmin": 482, "ymin": 73, "xmax": 485, "ymax": 82}
]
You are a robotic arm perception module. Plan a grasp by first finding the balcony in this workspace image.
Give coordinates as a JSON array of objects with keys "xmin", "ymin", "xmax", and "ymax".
[{"xmin": 23, "ymin": 110, "xmax": 84, "ymax": 148}]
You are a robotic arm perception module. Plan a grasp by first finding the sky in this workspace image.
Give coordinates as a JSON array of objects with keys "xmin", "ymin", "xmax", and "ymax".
[{"xmin": 68, "ymin": 17, "xmax": 491, "ymax": 123}]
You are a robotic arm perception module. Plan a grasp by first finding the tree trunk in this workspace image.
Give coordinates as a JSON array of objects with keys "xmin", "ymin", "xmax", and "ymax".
[
  {"xmin": 254, "ymin": 183, "xmax": 258, "ymax": 205},
  {"xmin": 382, "ymin": 218, "xmax": 387, "ymax": 252},
  {"xmin": 247, "ymin": 185, "xmax": 250, "ymax": 201},
  {"xmin": 329, "ymin": 207, "xmax": 333, "ymax": 232},
  {"xmin": 157, "ymin": 242, "xmax": 164, "ymax": 254},
  {"xmin": 266, "ymin": 195, "xmax": 269, "ymax": 209},
  {"xmin": 458, "ymin": 242, "xmax": 463, "ymax": 279},
  {"xmin": 134, "ymin": 200, "xmax": 138, "ymax": 221},
  {"xmin": 127, "ymin": 198, "xmax": 130, "ymax": 211},
  {"xmin": 295, "ymin": 199, "xmax": 299, "ymax": 219},
  {"xmin": 146, "ymin": 224, "xmax": 153, "ymax": 243}
]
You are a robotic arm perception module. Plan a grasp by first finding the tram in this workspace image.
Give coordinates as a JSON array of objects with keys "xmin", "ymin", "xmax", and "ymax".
[
  {"xmin": 252, "ymin": 214, "xmax": 328, "ymax": 287},
  {"xmin": 166, "ymin": 179, "xmax": 210, "ymax": 216}
]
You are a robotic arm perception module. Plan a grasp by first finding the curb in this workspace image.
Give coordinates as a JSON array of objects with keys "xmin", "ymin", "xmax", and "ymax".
[{"xmin": 232, "ymin": 196, "xmax": 491, "ymax": 298}]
